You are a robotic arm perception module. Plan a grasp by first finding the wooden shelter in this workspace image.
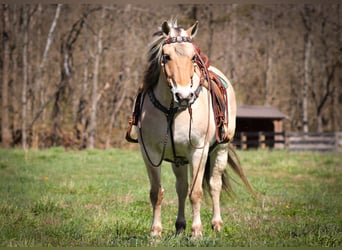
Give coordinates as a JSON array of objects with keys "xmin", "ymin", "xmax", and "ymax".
[{"xmin": 234, "ymin": 105, "xmax": 287, "ymax": 149}]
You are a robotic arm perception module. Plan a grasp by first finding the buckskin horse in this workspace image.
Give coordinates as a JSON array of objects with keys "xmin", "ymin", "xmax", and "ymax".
[{"xmin": 126, "ymin": 20, "xmax": 254, "ymax": 238}]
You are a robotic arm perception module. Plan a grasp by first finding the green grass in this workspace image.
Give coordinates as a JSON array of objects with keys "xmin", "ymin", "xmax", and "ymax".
[{"xmin": 0, "ymin": 147, "xmax": 341, "ymax": 247}]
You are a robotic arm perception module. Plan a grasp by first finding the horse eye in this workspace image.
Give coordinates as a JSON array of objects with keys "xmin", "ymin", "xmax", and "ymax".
[
  {"xmin": 191, "ymin": 55, "xmax": 196, "ymax": 62},
  {"xmin": 163, "ymin": 54, "xmax": 171, "ymax": 62}
]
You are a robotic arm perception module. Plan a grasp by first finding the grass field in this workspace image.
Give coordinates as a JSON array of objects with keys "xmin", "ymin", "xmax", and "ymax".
[{"xmin": 0, "ymin": 147, "xmax": 341, "ymax": 247}]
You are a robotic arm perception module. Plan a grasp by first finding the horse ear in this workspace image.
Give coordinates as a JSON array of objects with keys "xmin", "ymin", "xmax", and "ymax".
[
  {"xmin": 162, "ymin": 21, "xmax": 171, "ymax": 36},
  {"xmin": 187, "ymin": 21, "xmax": 199, "ymax": 38}
]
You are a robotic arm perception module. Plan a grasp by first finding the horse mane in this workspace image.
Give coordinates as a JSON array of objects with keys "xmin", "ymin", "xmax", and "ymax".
[{"xmin": 142, "ymin": 20, "xmax": 178, "ymax": 92}]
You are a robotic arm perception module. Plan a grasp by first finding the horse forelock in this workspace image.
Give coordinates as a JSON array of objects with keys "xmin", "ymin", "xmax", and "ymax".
[
  {"xmin": 143, "ymin": 33, "xmax": 164, "ymax": 92},
  {"xmin": 143, "ymin": 20, "xmax": 190, "ymax": 92}
]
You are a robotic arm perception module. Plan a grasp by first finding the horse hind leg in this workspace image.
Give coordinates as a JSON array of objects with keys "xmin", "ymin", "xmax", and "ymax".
[{"xmin": 172, "ymin": 163, "xmax": 188, "ymax": 234}]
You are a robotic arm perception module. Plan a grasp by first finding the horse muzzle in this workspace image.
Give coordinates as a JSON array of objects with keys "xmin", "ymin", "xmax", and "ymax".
[{"xmin": 172, "ymin": 87, "xmax": 195, "ymax": 107}]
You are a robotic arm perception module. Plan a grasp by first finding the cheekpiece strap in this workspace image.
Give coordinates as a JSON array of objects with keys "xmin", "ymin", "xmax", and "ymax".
[{"xmin": 163, "ymin": 36, "xmax": 192, "ymax": 45}]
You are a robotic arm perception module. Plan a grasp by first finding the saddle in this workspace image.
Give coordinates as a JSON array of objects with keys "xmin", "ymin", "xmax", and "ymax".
[
  {"xmin": 126, "ymin": 46, "xmax": 230, "ymax": 144},
  {"xmin": 195, "ymin": 45, "xmax": 230, "ymax": 144}
]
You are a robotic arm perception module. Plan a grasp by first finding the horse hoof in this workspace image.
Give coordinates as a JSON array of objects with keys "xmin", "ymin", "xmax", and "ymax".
[
  {"xmin": 211, "ymin": 220, "xmax": 223, "ymax": 231},
  {"xmin": 150, "ymin": 226, "xmax": 162, "ymax": 238},
  {"xmin": 191, "ymin": 230, "xmax": 203, "ymax": 239},
  {"xmin": 191, "ymin": 225, "xmax": 203, "ymax": 239}
]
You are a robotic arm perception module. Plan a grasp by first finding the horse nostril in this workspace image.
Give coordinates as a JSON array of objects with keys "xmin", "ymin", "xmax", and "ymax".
[
  {"xmin": 174, "ymin": 90, "xmax": 194, "ymax": 105},
  {"xmin": 175, "ymin": 93, "xmax": 181, "ymax": 102}
]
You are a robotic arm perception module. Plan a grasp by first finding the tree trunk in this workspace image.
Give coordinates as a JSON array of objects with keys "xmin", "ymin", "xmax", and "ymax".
[
  {"xmin": 32, "ymin": 4, "xmax": 62, "ymax": 148},
  {"xmin": 302, "ymin": 33, "xmax": 311, "ymax": 133},
  {"xmin": 309, "ymin": 5, "xmax": 338, "ymax": 132},
  {"xmin": 88, "ymin": 7, "xmax": 105, "ymax": 149},
  {"xmin": 10, "ymin": 6, "xmax": 20, "ymax": 146},
  {"xmin": 301, "ymin": 6, "xmax": 312, "ymax": 133},
  {"xmin": 332, "ymin": 5, "xmax": 342, "ymax": 131},
  {"xmin": 206, "ymin": 10, "xmax": 214, "ymax": 59},
  {"xmin": 230, "ymin": 4, "xmax": 238, "ymax": 81},
  {"xmin": 264, "ymin": 7, "xmax": 274, "ymax": 106},
  {"xmin": 22, "ymin": 5, "xmax": 29, "ymax": 150},
  {"xmin": 105, "ymin": 70, "xmax": 127, "ymax": 149},
  {"xmin": 1, "ymin": 5, "xmax": 12, "ymax": 148},
  {"xmin": 75, "ymin": 23, "xmax": 90, "ymax": 149}
]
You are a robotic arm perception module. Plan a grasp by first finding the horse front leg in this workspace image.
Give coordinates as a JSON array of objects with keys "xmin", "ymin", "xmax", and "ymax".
[
  {"xmin": 172, "ymin": 163, "xmax": 188, "ymax": 234},
  {"xmin": 209, "ymin": 146, "xmax": 228, "ymax": 232},
  {"xmin": 145, "ymin": 164, "xmax": 163, "ymax": 238},
  {"xmin": 189, "ymin": 150, "xmax": 208, "ymax": 238}
]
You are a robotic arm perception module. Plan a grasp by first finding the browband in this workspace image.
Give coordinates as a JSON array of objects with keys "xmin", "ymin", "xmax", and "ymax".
[{"xmin": 163, "ymin": 36, "xmax": 192, "ymax": 45}]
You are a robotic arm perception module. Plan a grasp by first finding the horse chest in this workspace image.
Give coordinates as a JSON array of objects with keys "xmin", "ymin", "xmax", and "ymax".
[{"xmin": 140, "ymin": 109, "xmax": 205, "ymax": 154}]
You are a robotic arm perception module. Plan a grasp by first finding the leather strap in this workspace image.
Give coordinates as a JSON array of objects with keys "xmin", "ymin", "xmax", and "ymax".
[{"xmin": 125, "ymin": 90, "xmax": 143, "ymax": 143}]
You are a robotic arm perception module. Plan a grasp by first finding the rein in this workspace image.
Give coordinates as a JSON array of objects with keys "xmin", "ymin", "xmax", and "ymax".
[{"xmin": 139, "ymin": 91, "xmax": 179, "ymax": 167}]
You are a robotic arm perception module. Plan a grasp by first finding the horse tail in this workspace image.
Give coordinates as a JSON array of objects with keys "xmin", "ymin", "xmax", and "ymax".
[
  {"xmin": 203, "ymin": 143, "xmax": 256, "ymax": 198},
  {"xmin": 226, "ymin": 144, "xmax": 256, "ymax": 197}
]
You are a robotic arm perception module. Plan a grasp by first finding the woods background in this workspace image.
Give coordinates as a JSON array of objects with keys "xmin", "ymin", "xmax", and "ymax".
[{"xmin": 1, "ymin": 4, "xmax": 341, "ymax": 150}]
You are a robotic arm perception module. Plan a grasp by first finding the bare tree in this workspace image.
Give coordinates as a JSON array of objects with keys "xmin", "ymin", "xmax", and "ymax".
[
  {"xmin": 31, "ymin": 4, "xmax": 62, "ymax": 147},
  {"xmin": 10, "ymin": 5, "xmax": 21, "ymax": 146},
  {"xmin": 230, "ymin": 4, "xmax": 238, "ymax": 81},
  {"xmin": 105, "ymin": 68, "xmax": 128, "ymax": 149},
  {"xmin": 88, "ymin": 7, "xmax": 106, "ymax": 149},
  {"xmin": 1, "ymin": 5, "xmax": 11, "ymax": 148},
  {"xmin": 75, "ymin": 21, "xmax": 91, "ymax": 149},
  {"xmin": 264, "ymin": 6, "xmax": 274, "ymax": 106},
  {"xmin": 104, "ymin": 5, "xmax": 132, "ymax": 149},
  {"xmin": 310, "ymin": 5, "xmax": 341, "ymax": 132},
  {"xmin": 301, "ymin": 5, "xmax": 313, "ymax": 133},
  {"xmin": 331, "ymin": 5, "xmax": 342, "ymax": 131},
  {"xmin": 22, "ymin": 5, "xmax": 29, "ymax": 150},
  {"xmin": 51, "ymin": 11, "xmax": 87, "ymax": 146}
]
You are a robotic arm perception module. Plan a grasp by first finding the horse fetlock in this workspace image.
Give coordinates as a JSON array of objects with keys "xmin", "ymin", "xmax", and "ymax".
[
  {"xmin": 150, "ymin": 225, "xmax": 162, "ymax": 238},
  {"xmin": 191, "ymin": 224, "xmax": 203, "ymax": 239},
  {"xmin": 175, "ymin": 219, "xmax": 186, "ymax": 234},
  {"xmin": 211, "ymin": 219, "xmax": 223, "ymax": 231}
]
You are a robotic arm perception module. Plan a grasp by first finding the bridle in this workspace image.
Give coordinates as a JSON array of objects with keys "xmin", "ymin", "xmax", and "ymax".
[
  {"xmin": 160, "ymin": 37, "xmax": 203, "ymax": 107},
  {"xmin": 139, "ymin": 35, "xmax": 212, "ymax": 168}
]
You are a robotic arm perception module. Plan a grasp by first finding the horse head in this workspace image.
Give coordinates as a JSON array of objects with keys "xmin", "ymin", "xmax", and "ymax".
[{"xmin": 160, "ymin": 20, "xmax": 199, "ymax": 108}]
